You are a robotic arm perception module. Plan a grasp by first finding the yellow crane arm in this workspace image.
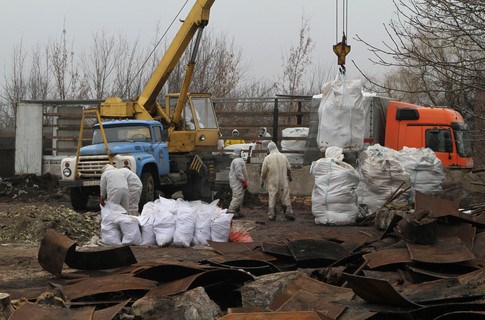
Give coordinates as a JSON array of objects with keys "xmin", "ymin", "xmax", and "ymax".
[{"xmin": 100, "ymin": 0, "xmax": 215, "ymax": 121}]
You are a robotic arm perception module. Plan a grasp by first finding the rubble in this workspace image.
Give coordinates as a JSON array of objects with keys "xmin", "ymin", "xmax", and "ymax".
[
  {"xmin": 0, "ymin": 204, "xmax": 99, "ymax": 245},
  {"xmin": 0, "ymin": 173, "xmax": 69, "ymax": 203}
]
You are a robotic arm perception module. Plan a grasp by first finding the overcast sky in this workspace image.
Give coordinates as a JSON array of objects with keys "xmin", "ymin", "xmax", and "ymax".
[{"xmin": 1, "ymin": 0, "xmax": 398, "ymax": 90}]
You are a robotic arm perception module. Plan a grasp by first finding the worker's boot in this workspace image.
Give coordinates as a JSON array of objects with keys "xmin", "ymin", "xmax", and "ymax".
[
  {"xmin": 268, "ymin": 207, "xmax": 276, "ymax": 221},
  {"xmin": 284, "ymin": 205, "xmax": 295, "ymax": 221}
]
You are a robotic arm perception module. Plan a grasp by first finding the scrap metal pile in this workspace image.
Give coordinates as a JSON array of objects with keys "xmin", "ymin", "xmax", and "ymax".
[{"xmin": 1, "ymin": 191, "xmax": 484, "ymax": 320}]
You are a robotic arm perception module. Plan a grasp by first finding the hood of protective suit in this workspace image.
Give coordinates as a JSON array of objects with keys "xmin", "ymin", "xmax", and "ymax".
[
  {"xmin": 103, "ymin": 164, "xmax": 115, "ymax": 173},
  {"xmin": 267, "ymin": 141, "xmax": 279, "ymax": 154}
]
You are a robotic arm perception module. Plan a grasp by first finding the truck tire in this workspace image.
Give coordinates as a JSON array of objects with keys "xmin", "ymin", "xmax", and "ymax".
[
  {"xmin": 70, "ymin": 187, "xmax": 88, "ymax": 210},
  {"xmin": 139, "ymin": 172, "xmax": 155, "ymax": 211}
]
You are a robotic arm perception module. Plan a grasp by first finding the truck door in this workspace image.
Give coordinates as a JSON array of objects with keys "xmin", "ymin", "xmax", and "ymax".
[
  {"xmin": 425, "ymin": 128, "xmax": 455, "ymax": 166},
  {"xmin": 152, "ymin": 126, "xmax": 170, "ymax": 176}
]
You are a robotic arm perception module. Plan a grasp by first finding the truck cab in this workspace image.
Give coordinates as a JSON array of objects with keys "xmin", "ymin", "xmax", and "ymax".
[
  {"xmin": 384, "ymin": 101, "xmax": 473, "ymax": 168},
  {"xmin": 60, "ymin": 120, "xmax": 170, "ymax": 210}
]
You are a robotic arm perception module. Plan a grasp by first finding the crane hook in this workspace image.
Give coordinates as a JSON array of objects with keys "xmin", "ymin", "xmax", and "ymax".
[{"xmin": 333, "ymin": 32, "xmax": 351, "ymax": 74}]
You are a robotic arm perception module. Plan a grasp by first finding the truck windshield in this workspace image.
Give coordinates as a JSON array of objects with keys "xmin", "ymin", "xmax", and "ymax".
[
  {"xmin": 192, "ymin": 97, "xmax": 218, "ymax": 129},
  {"xmin": 92, "ymin": 126, "xmax": 151, "ymax": 144},
  {"xmin": 454, "ymin": 129, "xmax": 472, "ymax": 158}
]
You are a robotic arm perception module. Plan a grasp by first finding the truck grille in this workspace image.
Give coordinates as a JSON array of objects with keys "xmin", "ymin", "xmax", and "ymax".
[{"xmin": 77, "ymin": 155, "xmax": 110, "ymax": 179}]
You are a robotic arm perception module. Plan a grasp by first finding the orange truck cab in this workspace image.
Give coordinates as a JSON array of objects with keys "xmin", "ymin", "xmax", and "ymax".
[{"xmin": 384, "ymin": 101, "xmax": 473, "ymax": 168}]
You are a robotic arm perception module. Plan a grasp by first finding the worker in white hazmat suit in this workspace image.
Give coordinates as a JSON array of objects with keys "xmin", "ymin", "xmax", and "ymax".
[
  {"xmin": 260, "ymin": 142, "xmax": 295, "ymax": 221},
  {"xmin": 119, "ymin": 167, "xmax": 143, "ymax": 215},
  {"xmin": 228, "ymin": 148, "xmax": 249, "ymax": 218},
  {"xmin": 100, "ymin": 164, "xmax": 130, "ymax": 212}
]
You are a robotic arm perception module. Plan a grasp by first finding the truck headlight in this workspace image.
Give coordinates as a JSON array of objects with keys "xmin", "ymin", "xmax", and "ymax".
[{"xmin": 63, "ymin": 168, "xmax": 72, "ymax": 177}]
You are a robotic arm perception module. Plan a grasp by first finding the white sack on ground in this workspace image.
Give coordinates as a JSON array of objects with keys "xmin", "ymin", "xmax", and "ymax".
[
  {"xmin": 172, "ymin": 199, "xmax": 198, "ymax": 247},
  {"xmin": 310, "ymin": 149, "xmax": 360, "ymax": 225},
  {"xmin": 281, "ymin": 127, "xmax": 309, "ymax": 151},
  {"xmin": 356, "ymin": 145, "xmax": 411, "ymax": 213},
  {"xmin": 118, "ymin": 214, "xmax": 142, "ymax": 246},
  {"xmin": 398, "ymin": 147, "xmax": 444, "ymax": 200},
  {"xmin": 317, "ymin": 76, "xmax": 367, "ymax": 152},
  {"xmin": 138, "ymin": 202, "xmax": 157, "ymax": 246},
  {"xmin": 193, "ymin": 199, "xmax": 219, "ymax": 246},
  {"xmin": 211, "ymin": 208, "xmax": 233, "ymax": 242},
  {"xmin": 100, "ymin": 201, "xmax": 126, "ymax": 245},
  {"xmin": 153, "ymin": 208, "xmax": 175, "ymax": 247}
]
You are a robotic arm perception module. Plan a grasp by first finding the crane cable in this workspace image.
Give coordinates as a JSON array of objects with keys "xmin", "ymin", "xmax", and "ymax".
[
  {"xmin": 333, "ymin": 0, "xmax": 351, "ymax": 74},
  {"xmin": 128, "ymin": 0, "xmax": 190, "ymax": 93}
]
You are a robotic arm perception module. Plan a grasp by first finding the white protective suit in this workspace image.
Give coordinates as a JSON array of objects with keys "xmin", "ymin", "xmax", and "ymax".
[
  {"xmin": 228, "ymin": 157, "xmax": 248, "ymax": 216},
  {"xmin": 258, "ymin": 127, "xmax": 272, "ymax": 152},
  {"xmin": 119, "ymin": 167, "xmax": 143, "ymax": 215},
  {"xmin": 100, "ymin": 165, "xmax": 130, "ymax": 212},
  {"xmin": 261, "ymin": 142, "xmax": 294, "ymax": 220}
]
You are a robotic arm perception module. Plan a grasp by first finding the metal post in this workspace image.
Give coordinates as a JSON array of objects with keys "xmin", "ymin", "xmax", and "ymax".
[
  {"xmin": 273, "ymin": 98, "xmax": 279, "ymax": 146},
  {"xmin": 297, "ymin": 101, "xmax": 302, "ymax": 125}
]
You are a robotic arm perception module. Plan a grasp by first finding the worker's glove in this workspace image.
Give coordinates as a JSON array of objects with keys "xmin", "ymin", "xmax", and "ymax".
[
  {"xmin": 99, "ymin": 196, "xmax": 106, "ymax": 207},
  {"xmin": 241, "ymin": 180, "xmax": 248, "ymax": 189}
]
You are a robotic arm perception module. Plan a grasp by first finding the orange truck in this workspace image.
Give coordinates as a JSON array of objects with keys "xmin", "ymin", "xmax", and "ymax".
[{"xmin": 365, "ymin": 98, "xmax": 473, "ymax": 168}]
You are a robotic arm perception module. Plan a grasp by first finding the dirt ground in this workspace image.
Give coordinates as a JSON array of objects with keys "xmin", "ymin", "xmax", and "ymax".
[
  {"xmin": 1, "ymin": 171, "xmax": 483, "ymax": 294},
  {"xmin": 0, "ymin": 175, "xmax": 381, "ymax": 293}
]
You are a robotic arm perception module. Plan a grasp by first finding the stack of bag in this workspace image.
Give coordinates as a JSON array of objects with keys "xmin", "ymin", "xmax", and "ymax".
[{"xmin": 100, "ymin": 197, "xmax": 233, "ymax": 247}]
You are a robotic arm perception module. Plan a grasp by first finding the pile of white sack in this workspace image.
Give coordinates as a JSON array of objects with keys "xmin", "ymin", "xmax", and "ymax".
[
  {"xmin": 397, "ymin": 146, "xmax": 445, "ymax": 201},
  {"xmin": 355, "ymin": 144, "xmax": 444, "ymax": 213},
  {"xmin": 310, "ymin": 146, "xmax": 360, "ymax": 225},
  {"xmin": 100, "ymin": 197, "xmax": 233, "ymax": 247},
  {"xmin": 355, "ymin": 145, "xmax": 411, "ymax": 213}
]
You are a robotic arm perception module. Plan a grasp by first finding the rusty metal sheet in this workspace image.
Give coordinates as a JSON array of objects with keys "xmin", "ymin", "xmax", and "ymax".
[
  {"xmin": 131, "ymin": 262, "xmax": 204, "ymax": 282},
  {"xmin": 340, "ymin": 231, "xmax": 379, "ymax": 252},
  {"xmin": 414, "ymin": 191, "xmax": 460, "ymax": 218},
  {"xmin": 207, "ymin": 259, "xmax": 280, "ymax": 276},
  {"xmin": 227, "ymin": 307, "xmax": 270, "ymax": 314},
  {"xmin": 472, "ymin": 232, "xmax": 485, "ymax": 261},
  {"xmin": 62, "ymin": 274, "xmax": 157, "ymax": 301},
  {"xmin": 208, "ymin": 241, "xmax": 260, "ymax": 254},
  {"xmin": 218, "ymin": 311, "xmax": 322, "ymax": 319},
  {"xmin": 343, "ymin": 273, "xmax": 421, "ymax": 307},
  {"xmin": 65, "ymin": 246, "xmax": 137, "ymax": 271},
  {"xmin": 402, "ymin": 269, "xmax": 485, "ymax": 304},
  {"xmin": 261, "ymin": 242, "xmax": 293, "ymax": 258},
  {"xmin": 269, "ymin": 274, "xmax": 353, "ymax": 319},
  {"xmin": 322, "ymin": 228, "xmax": 381, "ymax": 244},
  {"xmin": 433, "ymin": 311, "xmax": 485, "ymax": 319},
  {"xmin": 144, "ymin": 269, "xmax": 254, "ymax": 299},
  {"xmin": 4, "ymin": 287, "xmax": 56, "ymax": 301},
  {"xmin": 363, "ymin": 270, "xmax": 410, "ymax": 287},
  {"xmin": 337, "ymin": 302, "xmax": 377, "ymax": 320},
  {"xmin": 38, "ymin": 228, "xmax": 77, "ymax": 275},
  {"xmin": 9, "ymin": 302, "xmax": 95, "ymax": 320},
  {"xmin": 38, "ymin": 229, "xmax": 136, "ymax": 276},
  {"xmin": 436, "ymin": 223, "xmax": 476, "ymax": 250},
  {"xmin": 208, "ymin": 251, "xmax": 277, "ymax": 263},
  {"xmin": 287, "ymin": 239, "xmax": 350, "ymax": 262},
  {"xmin": 363, "ymin": 248, "xmax": 412, "ymax": 269},
  {"xmin": 407, "ymin": 235, "xmax": 475, "ymax": 264},
  {"xmin": 405, "ymin": 266, "xmax": 460, "ymax": 280},
  {"xmin": 92, "ymin": 300, "xmax": 130, "ymax": 320},
  {"xmin": 410, "ymin": 302, "xmax": 485, "ymax": 320}
]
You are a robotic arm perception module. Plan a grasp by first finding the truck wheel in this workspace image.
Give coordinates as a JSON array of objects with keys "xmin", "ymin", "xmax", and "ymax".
[
  {"xmin": 139, "ymin": 172, "xmax": 155, "ymax": 211},
  {"xmin": 70, "ymin": 187, "xmax": 88, "ymax": 210}
]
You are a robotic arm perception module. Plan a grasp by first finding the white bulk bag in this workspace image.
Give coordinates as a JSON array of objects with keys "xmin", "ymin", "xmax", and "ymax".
[
  {"xmin": 310, "ymin": 156, "xmax": 360, "ymax": 225},
  {"xmin": 172, "ymin": 199, "xmax": 198, "ymax": 247},
  {"xmin": 317, "ymin": 76, "xmax": 367, "ymax": 152},
  {"xmin": 211, "ymin": 208, "xmax": 233, "ymax": 242},
  {"xmin": 193, "ymin": 199, "xmax": 219, "ymax": 246}
]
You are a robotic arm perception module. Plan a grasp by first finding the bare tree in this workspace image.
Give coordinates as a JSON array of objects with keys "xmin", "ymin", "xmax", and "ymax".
[
  {"xmin": 81, "ymin": 30, "xmax": 118, "ymax": 99},
  {"xmin": 111, "ymin": 34, "xmax": 146, "ymax": 98},
  {"xmin": 28, "ymin": 45, "xmax": 50, "ymax": 100},
  {"xmin": 1, "ymin": 42, "xmax": 27, "ymax": 127},
  {"xmin": 356, "ymin": 0, "xmax": 484, "ymax": 112},
  {"xmin": 277, "ymin": 16, "xmax": 314, "ymax": 96},
  {"xmin": 164, "ymin": 31, "xmax": 245, "ymax": 98}
]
